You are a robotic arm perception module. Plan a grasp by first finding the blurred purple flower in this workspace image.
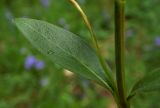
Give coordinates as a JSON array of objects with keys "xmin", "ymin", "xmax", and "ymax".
[
  {"xmin": 35, "ymin": 60, "xmax": 45, "ymax": 70},
  {"xmin": 155, "ymin": 37, "xmax": 160, "ymax": 46},
  {"xmin": 24, "ymin": 55, "xmax": 45, "ymax": 70},
  {"xmin": 24, "ymin": 55, "xmax": 36, "ymax": 70},
  {"xmin": 58, "ymin": 18, "xmax": 70, "ymax": 30},
  {"xmin": 58, "ymin": 18, "xmax": 66, "ymax": 26},
  {"xmin": 126, "ymin": 29, "xmax": 134, "ymax": 37},
  {"xmin": 40, "ymin": 0, "xmax": 50, "ymax": 8},
  {"xmin": 40, "ymin": 78, "xmax": 49, "ymax": 87}
]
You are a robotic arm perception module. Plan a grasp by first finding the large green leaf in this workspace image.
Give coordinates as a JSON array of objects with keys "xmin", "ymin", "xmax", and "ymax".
[
  {"xmin": 14, "ymin": 18, "xmax": 111, "ymax": 90},
  {"xmin": 129, "ymin": 68, "xmax": 160, "ymax": 98}
]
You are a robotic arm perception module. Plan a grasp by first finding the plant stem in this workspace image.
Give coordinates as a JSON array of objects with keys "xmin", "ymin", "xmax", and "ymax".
[
  {"xmin": 69, "ymin": 0, "xmax": 116, "ymax": 92},
  {"xmin": 114, "ymin": 0, "xmax": 129, "ymax": 108}
]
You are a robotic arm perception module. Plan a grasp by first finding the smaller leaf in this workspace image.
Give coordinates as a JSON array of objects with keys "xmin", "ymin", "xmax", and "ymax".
[{"xmin": 129, "ymin": 68, "xmax": 160, "ymax": 98}]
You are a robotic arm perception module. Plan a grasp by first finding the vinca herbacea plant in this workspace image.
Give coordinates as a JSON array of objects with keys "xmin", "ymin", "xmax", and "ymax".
[{"xmin": 14, "ymin": 0, "xmax": 160, "ymax": 108}]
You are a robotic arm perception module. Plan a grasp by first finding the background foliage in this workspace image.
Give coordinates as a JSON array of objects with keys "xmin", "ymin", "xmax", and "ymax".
[{"xmin": 0, "ymin": 0, "xmax": 160, "ymax": 108}]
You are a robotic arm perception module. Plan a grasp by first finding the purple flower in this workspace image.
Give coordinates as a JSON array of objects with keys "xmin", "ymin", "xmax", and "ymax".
[
  {"xmin": 35, "ymin": 60, "xmax": 45, "ymax": 70},
  {"xmin": 40, "ymin": 0, "xmax": 50, "ymax": 8},
  {"xmin": 24, "ymin": 55, "xmax": 45, "ymax": 70},
  {"xmin": 155, "ymin": 37, "xmax": 160, "ymax": 46},
  {"xmin": 24, "ymin": 55, "xmax": 36, "ymax": 70},
  {"xmin": 40, "ymin": 78, "xmax": 49, "ymax": 87}
]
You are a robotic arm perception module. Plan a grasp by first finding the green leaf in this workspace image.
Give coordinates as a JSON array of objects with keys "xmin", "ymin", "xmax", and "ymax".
[
  {"xmin": 14, "ymin": 18, "xmax": 112, "ymax": 91},
  {"xmin": 129, "ymin": 68, "xmax": 160, "ymax": 98}
]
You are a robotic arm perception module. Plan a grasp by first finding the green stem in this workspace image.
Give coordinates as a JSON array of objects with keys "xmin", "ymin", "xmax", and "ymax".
[
  {"xmin": 69, "ymin": 0, "xmax": 116, "ymax": 92},
  {"xmin": 114, "ymin": 0, "xmax": 129, "ymax": 108}
]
